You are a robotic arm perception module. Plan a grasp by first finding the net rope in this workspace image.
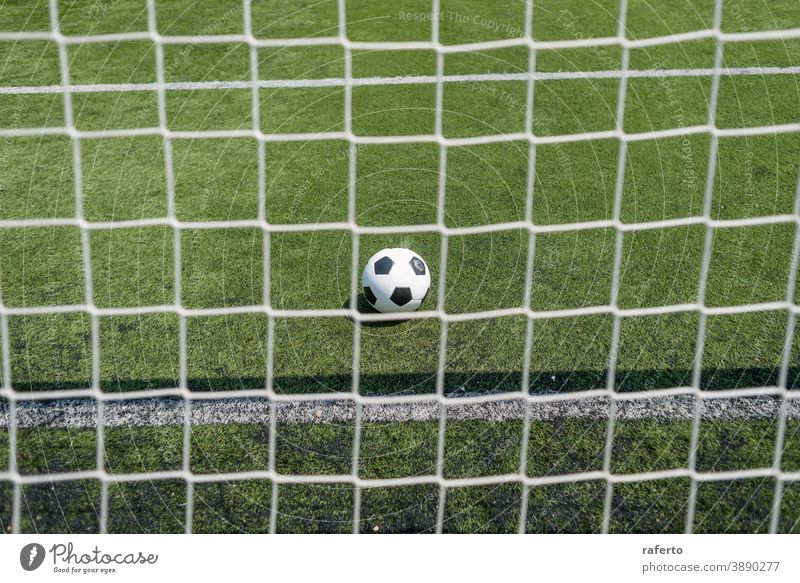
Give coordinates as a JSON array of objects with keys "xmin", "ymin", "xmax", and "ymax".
[{"xmin": 0, "ymin": 0, "xmax": 798, "ymax": 533}]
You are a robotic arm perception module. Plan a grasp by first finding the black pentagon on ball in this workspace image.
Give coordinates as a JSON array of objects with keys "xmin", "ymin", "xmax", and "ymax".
[
  {"xmin": 363, "ymin": 286, "xmax": 377, "ymax": 305},
  {"xmin": 409, "ymin": 256, "xmax": 426, "ymax": 275},
  {"xmin": 390, "ymin": 287, "xmax": 412, "ymax": 306},
  {"xmin": 374, "ymin": 256, "xmax": 394, "ymax": 275}
]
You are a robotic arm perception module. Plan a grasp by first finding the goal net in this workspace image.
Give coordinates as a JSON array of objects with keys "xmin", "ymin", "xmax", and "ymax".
[{"xmin": 0, "ymin": 0, "xmax": 798, "ymax": 534}]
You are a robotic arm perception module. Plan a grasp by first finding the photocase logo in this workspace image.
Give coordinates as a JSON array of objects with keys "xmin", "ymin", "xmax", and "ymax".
[{"xmin": 20, "ymin": 543, "xmax": 46, "ymax": 571}]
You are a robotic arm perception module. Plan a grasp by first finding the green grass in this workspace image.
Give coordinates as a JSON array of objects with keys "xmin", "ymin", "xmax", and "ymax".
[
  {"xmin": 1, "ymin": 0, "xmax": 799, "ymax": 533},
  {"xmin": 4, "ymin": 418, "xmax": 799, "ymax": 533},
  {"xmin": 82, "ymin": 137, "xmax": 168, "ymax": 221},
  {"xmin": 527, "ymin": 480, "xmax": 606, "ymax": 533},
  {"xmin": 609, "ymin": 478, "xmax": 690, "ymax": 533}
]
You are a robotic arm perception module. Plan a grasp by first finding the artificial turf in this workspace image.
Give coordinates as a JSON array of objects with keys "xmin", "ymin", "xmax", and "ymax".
[
  {"xmin": 0, "ymin": 0, "xmax": 799, "ymax": 533},
  {"xmin": 2, "ymin": 417, "xmax": 799, "ymax": 533}
]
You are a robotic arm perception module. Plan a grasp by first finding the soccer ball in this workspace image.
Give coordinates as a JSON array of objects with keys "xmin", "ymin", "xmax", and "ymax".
[{"xmin": 362, "ymin": 248, "xmax": 431, "ymax": 313}]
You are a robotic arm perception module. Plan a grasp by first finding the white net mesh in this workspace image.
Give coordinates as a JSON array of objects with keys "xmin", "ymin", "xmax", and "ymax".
[{"xmin": 0, "ymin": 0, "xmax": 798, "ymax": 533}]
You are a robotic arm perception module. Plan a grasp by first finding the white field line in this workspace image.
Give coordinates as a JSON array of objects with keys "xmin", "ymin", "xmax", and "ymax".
[
  {"xmin": 1, "ymin": 394, "xmax": 798, "ymax": 428},
  {"xmin": 0, "ymin": 66, "xmax": 799, "ymax": 95}
]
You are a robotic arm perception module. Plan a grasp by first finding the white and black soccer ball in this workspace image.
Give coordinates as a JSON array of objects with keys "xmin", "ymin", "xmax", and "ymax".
[{"xmin": 362, "ymin": 248, "xmax": 431, "ymax": 313}]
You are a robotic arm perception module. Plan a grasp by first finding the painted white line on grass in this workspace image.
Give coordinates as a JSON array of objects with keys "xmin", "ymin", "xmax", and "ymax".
[
  {"xmin": 1, "ymin": 394, "xmax": 797, "ymax": 428},
  {"xmin": 0, "ymin": 66, "xmax": 798, "ymax": 95}
]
